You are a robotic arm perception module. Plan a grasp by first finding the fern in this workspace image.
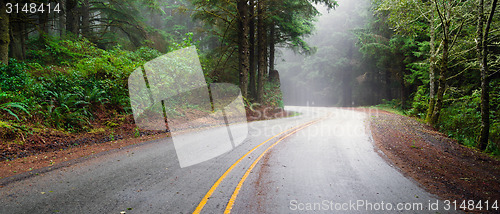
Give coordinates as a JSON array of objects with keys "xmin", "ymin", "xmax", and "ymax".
[
  {"xmin": 0, "ymin": 92, "xmax": 31, "ymax": 121},
  {"xmin": 0, "ymin": 102, "xmax": 31, "ymax": 121}
]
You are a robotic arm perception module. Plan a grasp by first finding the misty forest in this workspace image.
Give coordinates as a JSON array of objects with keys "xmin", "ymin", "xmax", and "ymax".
[{"xmin": 0, "ymin": 0, "xmax": 499, "ymax": 160}]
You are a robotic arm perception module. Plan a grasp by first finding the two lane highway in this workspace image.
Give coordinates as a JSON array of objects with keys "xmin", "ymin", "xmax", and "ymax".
[{"xmin": 0, "ymin": 107, "xmax": 452, "ymax": 213}]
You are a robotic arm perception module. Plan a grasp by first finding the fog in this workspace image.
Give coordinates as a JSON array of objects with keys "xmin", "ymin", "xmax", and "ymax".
[{"xmin": 277, "ymin": 0, "xmax": 370, "ymax": 107}]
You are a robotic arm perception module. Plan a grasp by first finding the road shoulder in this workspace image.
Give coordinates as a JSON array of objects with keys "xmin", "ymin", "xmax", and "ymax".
[{"xmin": 356, "ymin": 108, "xmax": 500, "ymax": 205}]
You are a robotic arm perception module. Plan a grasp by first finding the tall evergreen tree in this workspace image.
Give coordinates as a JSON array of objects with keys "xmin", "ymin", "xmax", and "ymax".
[
  {"xmin": 476, "ymin": 0, "xmax": 498, "ymax": 150},
  {"xmin": 0, "ymin": 3, "xmax": 9, "ymax": 65}
]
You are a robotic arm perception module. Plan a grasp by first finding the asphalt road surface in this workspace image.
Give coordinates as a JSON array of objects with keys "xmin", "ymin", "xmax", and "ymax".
[{"xmin": 0, "ymin": 107, "xmax": 458, "ymax": 213}]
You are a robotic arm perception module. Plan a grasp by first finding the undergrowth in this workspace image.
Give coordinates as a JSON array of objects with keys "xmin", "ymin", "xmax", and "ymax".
[
  {"xmin": 375, "ymin": 80, "xmax": 500, "ymax": 157},
  {"xmin": 0, "ymin": 36, "xmax": 163, "ymax": 141},
  {"xmin": 0, "ymin": 36, "xmax": 286, "ymax": 146}
]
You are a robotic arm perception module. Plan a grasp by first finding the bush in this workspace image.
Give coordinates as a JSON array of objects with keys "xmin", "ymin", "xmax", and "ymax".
[
  {"xmin": 27, "ymin": 36, "xmax": 102, "ymax": 65},
  {"xmin": 407, "ymin": 85, "xmax": 429, "ymax": 118},
  {"xmin": 0, "ymin": 92, "xmax": 31, "ymax": 121},
  {"xmin": 263, "ymin": 82, "xmax": 284, "ymax": 108},
  {"xmin": 438, "ymin": 90, "xmax": 481, "ymax": 148},
  {"xmin": 38, "ymin": 91, "xmax": 91, "ymax": 132},
  {"xmin": 375, "ymin": 99, "xmax": 405, "ymax": 113},
  {"xmin": 0, "ymin": 59, "xmax": 31, "ymax": 92},
  {"xmin": 4, "ymin": 39, "xmax": 164, "ymax": 132},
  {"xmin": 131, "ymin": 46, "xmax": 162, "ymax": 62}
]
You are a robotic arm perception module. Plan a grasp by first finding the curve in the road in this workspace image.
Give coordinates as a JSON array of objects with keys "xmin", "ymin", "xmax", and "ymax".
[
  {"xmin": 224, "ymin": 118, "xmax": 324, "ymax": 213},
  {"xmin": 194, "ymin": 116, "xmax": 327, "ymax": 214}
]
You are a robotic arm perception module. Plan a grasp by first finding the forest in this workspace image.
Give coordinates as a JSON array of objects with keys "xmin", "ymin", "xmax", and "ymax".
[
  {"xmin": 279, "ymin": 0, "xmax": 499, "ymax": 155},
  {"xmin": 0, "ymin": 0, "xmax": 498, "ymax": 159}
]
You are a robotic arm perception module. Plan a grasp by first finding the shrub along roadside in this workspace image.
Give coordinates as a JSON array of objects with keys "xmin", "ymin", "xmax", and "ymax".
[
  {"xmin": 0, "ymin": 37, "xmax": 287, "ymax": 161},
  {"xmin": 1, "ymin": 37, "xmax": 163, "ymax": 144}
]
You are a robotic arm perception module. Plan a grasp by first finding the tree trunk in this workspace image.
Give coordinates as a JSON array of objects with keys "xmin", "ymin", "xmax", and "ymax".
[
  {"xmin": 477, "ymin": 0, "xmax": 498, "ymax": 150},
  {"xmin": 39, "ymin": 9, "xmax": 50, "ymax": 36},
  {"xmin": 257, "ymin": 0, "xmax": 267, "ymax": 103},
  {"xmin": 430, "ymin": 1, "xmax": 451, "ymax": 126},
  {"xmin": 81, "ymin": 0, "xmax": 91, "ymax": 38},
  {"xmin": 342, "ymin": 70, "xmax": 352, "ymax": 107},
  {"xmin": 59, "ymin": 1, "xmax": 66, "ymax": 37},
  {"xmin": 9, "ymin": 13, "xmax": 25, "ymax": 60},
  {"xmin": 249, "ymin": 0, "xmax": 257, "ymax": 100},
  {"xmin": 237, "ymin": 0, "xmax": 250, "ymax": 98},
  {"xmin": 66, "ymin": 0, "xmax": 79, "ymax": 36},
  {"xmin": 0, "ymin": 4, "xmax": 9, "ymax": 65},
  {"xmin": 426, "ymin": 20, "xmax": 436, "ymax": 123},
  {"xmin": 430, "ymin": 38, "xmax": 448, "ymax": 126},
  {"xmin": 476, "ymin": 0, "xmax": 486, "ymax": 149},
  {"xmin": 385, "ymin": 68, "xmax": 391, "ymax": 100},
  {"xmin": 478, "ymin": 44, "xmax": 490, "ymax": 151},
  {"xmin": 342, "ymin": 45, "xmax": 353, "ymax": 107},
  {"xmin": 268, "ymin": 21, "xmax": 275, "ymax": 80},
  {"xmin": 398, "ymin": 54, "xmax": 406, "ymax": 109}
]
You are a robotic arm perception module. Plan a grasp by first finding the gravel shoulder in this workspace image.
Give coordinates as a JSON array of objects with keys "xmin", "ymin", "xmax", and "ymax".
[{"xmin": 355, "ymin": 108, "xmax": 500, "ymax": 206}]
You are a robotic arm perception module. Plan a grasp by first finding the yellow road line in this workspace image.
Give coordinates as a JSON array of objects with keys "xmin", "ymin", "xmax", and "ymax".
[
  {"xmin": 193, "ymin": 119, "xmax": 320, "ymax": 214},
  {"xmin": 224, "ymin": 120, "xmax": 321, "ymax": 214}
]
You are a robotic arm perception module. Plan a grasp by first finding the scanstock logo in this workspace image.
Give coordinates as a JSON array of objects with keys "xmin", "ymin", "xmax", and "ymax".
[{"xmin": 128, "ymin": 46, "xmax": 248, "ymax": 168}]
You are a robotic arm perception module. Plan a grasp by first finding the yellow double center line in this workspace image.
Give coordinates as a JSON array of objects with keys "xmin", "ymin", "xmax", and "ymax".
[{"xmin": 193, "ymin": 117, "xmax": 325, "ymax": 214}]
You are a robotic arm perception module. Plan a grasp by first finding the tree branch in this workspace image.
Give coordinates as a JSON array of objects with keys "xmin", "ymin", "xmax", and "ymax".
[{"xmin": 449, "ymin": 19, "xmax": 465, "ymax": 50}]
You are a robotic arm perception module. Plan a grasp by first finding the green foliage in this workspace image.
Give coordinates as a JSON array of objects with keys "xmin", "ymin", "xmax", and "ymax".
[
  {"xmin": 73, "ymin": 45, "xmax": 155, "ymax": 80},
  {"xmin": 366, "ymin": 0, "xmax": 499, "ymax": 155},
  {"xmin": 407, "ymin": 85, "xmax": 429, "ymax": 118},
  {"xmin": 242, "ymin": 96, "xmax": 259, "ymax": 111},
  {"xmin": 490, "ymin": 121, "xmax": 500, "ymax": 156},
  {"xmin": 131, "ymin": 46, "xmax": 163, "ymax": 62},
  {"xmin": 436, "ymin": 88, "xmax": 500, "ymax": 155},
  {"xmin": 373, "ymin": 99, "xmax": 407, "ymax": 116},
  {"xmin": 83, "ymin": 87, "xmax": 108, "ymax": 112},
  {"xmin": 134, "ymin": 127, "xmax": 141, "ymax": 138},
  {"xmin": 28, "ymin": 36, "xmax": 102, "ymax": 65},
  {"xmin": 0, "ymin": 59, "xmax": 31, "ymax": 92},
  {"xmin": 262, "ymin": 82, "xmax": 284, "ymax": 109},
  {"xmin": 170, "ymin": 32, "xmax": 198, "ymax": 51},
  {"xmin": 377, "ymin": 99, "xmax": 403, "ymax": 110},
  {"xmin": 109, "ymin": 131, "xmax": 115, "ymax": 141},
  {"xmin": 438, "ymin": 91, "xmax": 481, "ymax": 147},
  {"xmin": 0, "ymin": 120, "xmax": 29, "ymax": 141},
  {"xmin": 0, "ymin": 92, "xmax": 31, "ymax": 121},
  {"xmin": 24, "ymin": 41, "xmax": 162, "ymax": 118},
  {"xmin": 39, "ymin": 91, "xmax": 91, "ymax": 132}
]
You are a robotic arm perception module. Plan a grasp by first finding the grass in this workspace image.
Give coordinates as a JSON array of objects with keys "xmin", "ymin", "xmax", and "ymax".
[
  {"xmin": 89, "ymin": 128, "xmax": 106, "ymax": 134},
  {"xmin": 286, "ymin": 111, "xmax": 302, "ymax": 118},
  {"xmin": 367, "ymin": 105, "xmax": 406, "ymax": 116}
]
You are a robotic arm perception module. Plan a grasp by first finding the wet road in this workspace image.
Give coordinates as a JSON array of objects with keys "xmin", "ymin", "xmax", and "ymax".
[{"xmin": 0, "ymin": 107, "xmax": 457, "ymax": 213}]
